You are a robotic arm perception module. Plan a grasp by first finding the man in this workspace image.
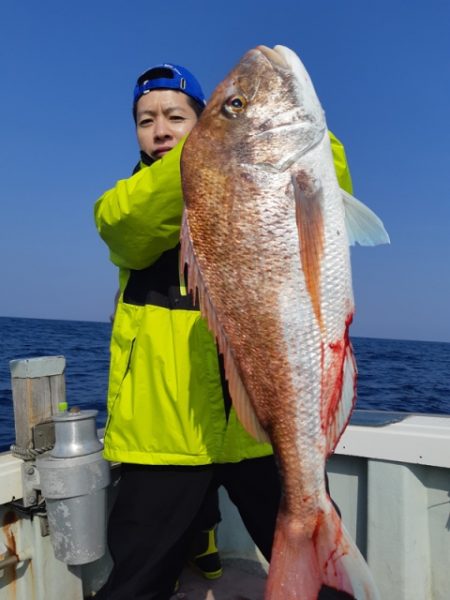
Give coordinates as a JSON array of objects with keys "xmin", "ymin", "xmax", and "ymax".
[
  {"xmin": 94, "ymin": 62, "xmax": 352, "ymax": 599},
  {"xmin": 94, "ymin": 64, "xmax": 282, "ymax": 600}
]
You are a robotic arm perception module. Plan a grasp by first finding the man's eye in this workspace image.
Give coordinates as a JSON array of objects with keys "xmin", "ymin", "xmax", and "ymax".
[
  {"xmin": 170, "ymin": 115, "xmax": 185, "ymax": 121},
  {"xmin": 139, "ymin": 118, "xmax": 152, "ymax": 126}
]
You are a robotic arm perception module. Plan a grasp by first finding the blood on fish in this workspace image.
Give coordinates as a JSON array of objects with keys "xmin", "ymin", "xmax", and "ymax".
[
  {"xmin": 320, "ymin": 312, "xmax": 356, "ymax": 452},
  {"xmin": 329, "ymin": 341, "xmax": 343, "ymax": 352}
]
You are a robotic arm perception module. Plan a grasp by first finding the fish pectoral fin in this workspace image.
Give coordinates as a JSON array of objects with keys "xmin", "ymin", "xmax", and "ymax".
[
  {"xmin": 342, "ymin": 189, "xmax": 390, "ymax": 246},
  {"xmin": 292, "ymin": 171, "xmax": 325, "ymax": 329}
]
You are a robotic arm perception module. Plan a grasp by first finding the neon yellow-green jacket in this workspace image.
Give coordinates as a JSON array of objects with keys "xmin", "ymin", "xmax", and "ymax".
[{"xmin": 94, "ymin": 131, "xmax": 353, "ymax": 466}]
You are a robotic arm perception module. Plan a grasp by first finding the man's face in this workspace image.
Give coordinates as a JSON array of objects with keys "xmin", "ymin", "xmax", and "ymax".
[{"xmin": 135, "ymin": 89, "xmax": 198, "ymax": 161}]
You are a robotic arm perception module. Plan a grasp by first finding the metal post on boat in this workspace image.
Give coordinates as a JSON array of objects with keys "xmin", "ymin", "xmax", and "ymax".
[
  {"xmin": 9, "ymin": 355, "xmax": 67, "ymax": 507},
  {"xmin": 10, "ymin": 355, "xmax": 66, "ymax": 450}
]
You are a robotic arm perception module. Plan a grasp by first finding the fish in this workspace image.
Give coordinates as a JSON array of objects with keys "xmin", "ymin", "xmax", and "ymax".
[{"xmin": 180, "ymin": 44, "xmax": 389, "ymax": 600}]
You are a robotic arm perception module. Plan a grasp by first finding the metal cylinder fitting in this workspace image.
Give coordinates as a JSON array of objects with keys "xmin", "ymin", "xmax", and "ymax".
[
  {"xmin": 51, "ymin": 409, "xmax": 103, "ymax": 458},
  {"xmin": 36, "ymin": 409, "xmax": 110, "ymax": 565}
]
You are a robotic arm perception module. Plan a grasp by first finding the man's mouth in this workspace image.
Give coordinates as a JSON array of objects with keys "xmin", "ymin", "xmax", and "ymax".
[{"xmin": 153, "ymin": 146, "xmax": 173, "ymax": 157}]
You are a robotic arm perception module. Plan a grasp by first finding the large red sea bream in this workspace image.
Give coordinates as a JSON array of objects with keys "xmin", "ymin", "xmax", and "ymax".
[{"xmin": 180, "ymin": 45, "xmax": 389, "ymax": 599}]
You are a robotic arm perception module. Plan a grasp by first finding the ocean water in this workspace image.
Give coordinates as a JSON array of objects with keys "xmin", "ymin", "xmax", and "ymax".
[{"xmin": 0, "ymin": 316, "xmax": 449, "ymax": 451}]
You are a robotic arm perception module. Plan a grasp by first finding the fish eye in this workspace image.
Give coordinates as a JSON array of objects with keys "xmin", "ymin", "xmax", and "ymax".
[{"xmin": 223, "ymin": 94, "xmax": 247, "ymax": 117}]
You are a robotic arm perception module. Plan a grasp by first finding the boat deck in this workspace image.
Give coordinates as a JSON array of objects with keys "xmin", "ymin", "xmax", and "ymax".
[{"xmin": 173, "ymin": 559, "xmax": 266, "ymax": 600}]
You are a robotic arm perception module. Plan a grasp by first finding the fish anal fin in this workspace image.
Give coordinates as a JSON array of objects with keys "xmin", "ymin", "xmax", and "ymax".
[
  {"xmin": 292, "ymin": 171, "xmax": 324, "ymax": 329},
  {"xmin": 322, "ymin": 323, "xmax": 357, "ymax": 456},
  {"xmin": 180, "ymin": 213, "xmax": 269, "ymax": 444}
]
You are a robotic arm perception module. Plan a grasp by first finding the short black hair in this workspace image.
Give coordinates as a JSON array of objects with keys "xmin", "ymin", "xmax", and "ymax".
[{"xmin": 132, "ymin": 91, "xmax": 205, "ymax": 123}]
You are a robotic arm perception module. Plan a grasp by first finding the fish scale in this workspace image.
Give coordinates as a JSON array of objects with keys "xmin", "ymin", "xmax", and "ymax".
[{"xmin": 181, "ymin": 44, "xmax": 388, "ymax": 599}]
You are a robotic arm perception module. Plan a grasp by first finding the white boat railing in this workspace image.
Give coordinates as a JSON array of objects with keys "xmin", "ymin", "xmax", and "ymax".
[
  {"xmin": 210, "ymin": 410, "xmax": 450, "ymax": 600},
  {"xmin": 1, "ymin": 358, "xmax": 449, "ymax": 600}
]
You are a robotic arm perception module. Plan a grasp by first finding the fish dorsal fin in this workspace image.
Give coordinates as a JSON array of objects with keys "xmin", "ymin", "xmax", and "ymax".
[
  {"xmin": 323, "ymin": 339, "xmax": 357, "ymax": 456},
  {"xmin": 342, "ymin": 189, "xmax": 390, "ymax": 246},
  {"xmin": 180, "ymin": 214, "xmax": 270, "ymax": 444}
]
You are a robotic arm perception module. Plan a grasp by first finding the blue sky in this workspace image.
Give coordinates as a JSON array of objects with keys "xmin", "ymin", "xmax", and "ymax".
[{"xmin": 1, "ymin": 1, "xmax": 449, "ymax": 342}]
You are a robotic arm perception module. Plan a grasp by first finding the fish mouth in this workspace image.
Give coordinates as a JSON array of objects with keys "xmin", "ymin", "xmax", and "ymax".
[
  {"xmin": 254, "ymin": 45, "xmax": 312, "ymax": 87},
  {"xmin": 255, "ymin": 45, "xmax": 289, "ymax": 69}
]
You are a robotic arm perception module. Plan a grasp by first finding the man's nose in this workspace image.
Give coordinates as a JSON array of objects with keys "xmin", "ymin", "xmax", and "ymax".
[{"xmin": 153, "ymin": 118, "xmax": 172, "ymax": 140}]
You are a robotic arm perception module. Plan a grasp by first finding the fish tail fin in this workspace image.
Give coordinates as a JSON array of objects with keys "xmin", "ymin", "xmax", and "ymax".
[{"xmin": 265, "ymin": 504, "xmax": 380, "ymax": 600}]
